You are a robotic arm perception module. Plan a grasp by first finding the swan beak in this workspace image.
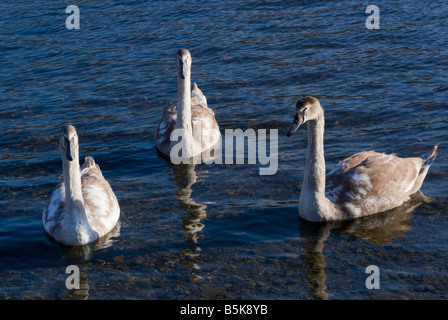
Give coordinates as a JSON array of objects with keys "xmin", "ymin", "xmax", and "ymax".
[
  {"xmin": 287, "ymin": 115, "xmax": 303, "ymax": 137},
  {"xmin": 65, "ymin": 139, "xmax": 75, "ymax": 161},
  {"xmin": 179, "ymin": 60, "xmax": 187, "ymax": 79}
]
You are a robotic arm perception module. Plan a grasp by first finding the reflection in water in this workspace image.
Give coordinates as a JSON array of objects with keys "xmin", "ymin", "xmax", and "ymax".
[
  {"xmin": 61, "ymin": 272, "xmax": 90, "ymax": 300},
  {"xmin": 299, "ymin": 192, "xmax": 430, "ymax": 300},
  {"xmin": 56, "ymin": 221, "xmax": 122, "ymax": 299},
  {"xmin": 300, "ymin": 220, "xmax": 330, "ymax": 300},
  {"xmin": 171, "ymin": 163, "xmax": 208, "ymax": 271}
]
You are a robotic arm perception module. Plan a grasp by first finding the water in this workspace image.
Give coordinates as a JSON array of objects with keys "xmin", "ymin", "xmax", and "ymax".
[{"xmin": 1, "ymin": 0, "xmax": 447, "ymax": 300}]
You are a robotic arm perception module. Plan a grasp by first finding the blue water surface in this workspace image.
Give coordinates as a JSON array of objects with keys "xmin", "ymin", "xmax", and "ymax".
[{"xmin": 0, "ymin": 0, "xmax": 447, "ymax": 299}]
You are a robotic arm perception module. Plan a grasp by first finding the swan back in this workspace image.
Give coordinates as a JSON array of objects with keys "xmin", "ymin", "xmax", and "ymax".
[
  {"xmin": 80, "ymin": 156, "xmax": 120, "ymax": 237},
  {"xmin": 324, "ymin": 151, "xmax": 434, "ymax": 218}
]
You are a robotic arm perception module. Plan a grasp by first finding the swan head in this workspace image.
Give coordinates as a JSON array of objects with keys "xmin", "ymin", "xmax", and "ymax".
[
  {"xmin": 287, "ymin": 96, "xmax": 323, "ymax": 137},
  {"xmin": 176, "ymin": 49, "xmax": 191, "ymax": 80},
  {"xmin": 59, "ymin": 125, "xmax": 78, "ymax": 161}
]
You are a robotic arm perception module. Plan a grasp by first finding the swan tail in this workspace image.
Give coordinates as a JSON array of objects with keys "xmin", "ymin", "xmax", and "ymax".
[
  {"xmin": 191, "ymin": 82, "xmax": 207, "ymax": 105},
  {"xmin": 191, "ymin": 82, "xmax": 201, "ymax": 96},
  {"xmin": 421, "ymin": 145, "xmax": 438, "ymax": 171},
  {"xmin": 84, "ymin": 156, "xmax": 96, "ymax": 167}
]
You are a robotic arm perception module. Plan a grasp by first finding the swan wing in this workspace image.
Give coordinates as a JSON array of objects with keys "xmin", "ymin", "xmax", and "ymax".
[
  {"xmin": 326, "ymin": 152, "xmax": 425, "ymax": 218},
  {"xmin": 42, "ymin": 182, "xmax": 66, "ymax": 236},
  {"xmin": 191, "ymin": 104, "xmax": 220, "ymax": 151},
  {"xmin": 81, "ymin": 157, "xmax": 120, "ymax": 237},
  {"xmin": 155, "ymin": 103, "xmax": 177, "ymax": 155},
  {"xmin": 190, "ymin": 83, "xmax": 220, "ymax": 150}
]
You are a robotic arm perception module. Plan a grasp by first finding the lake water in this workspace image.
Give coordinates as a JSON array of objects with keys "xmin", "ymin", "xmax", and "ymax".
[{"xmin": 1, "ymin": 0, "xmax": 447, "ymax": 300}]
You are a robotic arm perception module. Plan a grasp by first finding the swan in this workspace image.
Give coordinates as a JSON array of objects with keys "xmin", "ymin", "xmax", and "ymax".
[
  {"xmin": 155, "ymin": 49, "xmax": 220, "ymax": 160},
  {"xmin": 42, "ymin": 125, "xmax": 120, "ymax": 246},
  {"xmin": 286, "ymin": 96, "xmax": 438, "ymax": 222}
]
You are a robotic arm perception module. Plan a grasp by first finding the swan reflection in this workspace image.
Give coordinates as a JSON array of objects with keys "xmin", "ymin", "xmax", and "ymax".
[
  {"xmin": 172, "ymin": 163, "xmax": 208, "ymax": 270},
  {"xmin": 53, "ymin": 221, "xmax": 121, "ymax": 299},
  {"xmin": 300, "ymin": 192, "xmax": 430, "ymax": 299}
]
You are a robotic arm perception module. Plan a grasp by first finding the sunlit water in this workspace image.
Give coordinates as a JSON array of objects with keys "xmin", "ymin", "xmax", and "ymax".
[{"xmin": 1, "ymin": 0, "xmax": 447, "ymax": 299}]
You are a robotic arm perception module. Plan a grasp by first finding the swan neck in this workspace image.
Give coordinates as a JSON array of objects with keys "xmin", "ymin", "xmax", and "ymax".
[
  {"xmin": 299, "ymin": 111, "xmax": 340, "ymax": 221},
  {"xmin": 62, "ymin": 151, "xmax": 87, "ymax": 221},
  {"xmin": 304, "ymin": 115, "xmax": 326, "ymax": 195},
  {"xmin": 176, "ymin": 73, "xmax": 193, "ymax": 146}
]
